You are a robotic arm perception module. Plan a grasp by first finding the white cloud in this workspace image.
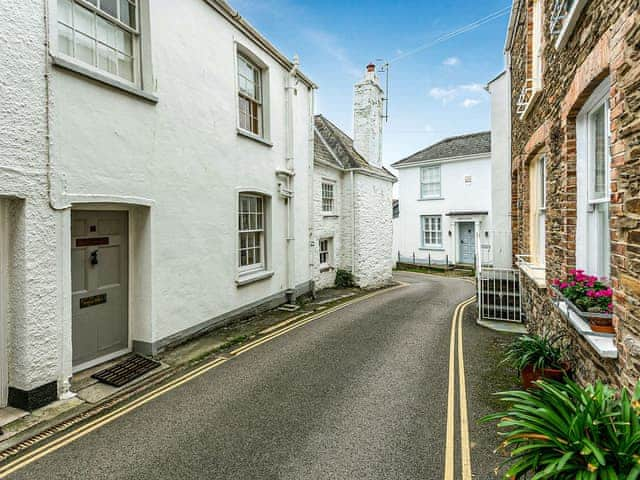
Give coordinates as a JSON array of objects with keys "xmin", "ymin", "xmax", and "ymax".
[
  {"xmin": 460, "ymin": 83, "xmax": 485, "ymax": 93},
  {"xmin": 461, "ymin": 98, "xmax": 481, "ymax": 108},
  {"xmin": 443, "ymin": 56, "xmax": 460, "ymax": 66},
  {"xmin": 429, "ymin": 87, "xmax": 458, "ymax": 103}
]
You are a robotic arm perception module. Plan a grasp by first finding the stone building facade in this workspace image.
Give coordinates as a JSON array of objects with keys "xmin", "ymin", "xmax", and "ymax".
[
  {"xmin": 312, "ymin": 66, "xmax": 395, "ymax": 290},
  {"xmin": 507, "ymin": 0, "xmax": 640, "ymax": 387}
]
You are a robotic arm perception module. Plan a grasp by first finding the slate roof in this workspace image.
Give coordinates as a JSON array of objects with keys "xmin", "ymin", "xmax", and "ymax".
[
  {"xmin": 391, "ymin": 131, "xmax": 491, "ymax": 167},
  {"xmin": 314, "ymin": 115, "xmax": 395, "ymax": 180}
]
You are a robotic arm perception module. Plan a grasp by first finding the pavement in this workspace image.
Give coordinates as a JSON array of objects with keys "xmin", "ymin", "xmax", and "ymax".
[{"xmin": 2, "ymin": 272, "xmax": 519, "ymax": 479}]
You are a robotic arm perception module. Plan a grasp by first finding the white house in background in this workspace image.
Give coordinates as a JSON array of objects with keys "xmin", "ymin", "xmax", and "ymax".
[
  {"xmin": 312, "ymin": 65, "xmax": 396, "ymax": 289},
  {"xmin": 0, "ymin": 0, "xmax": 315, "ymax": 411},
  {"xmin": 392, "ymin": 133, "xmax": 493, "ymax": 266},
  {"xmin": 487, "ymin": 71, "xmax": 513, "ymax": 268}
]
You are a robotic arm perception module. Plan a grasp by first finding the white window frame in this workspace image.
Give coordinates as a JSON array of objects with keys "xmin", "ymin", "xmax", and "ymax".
[
  {"xmin": 421, "ymin": 215, "xmax": 443, "ymax": 248},
  {"xmin": 238, "ymin": 193, "xmax": 266, "ymax": 273},
  {"xmin": 237, "ymin": 53, "xmax": 264, "ymax": 137},
  {"xmin": 420, "ymin": 166, "xmax": 442, "ymax": 199},
  {"xmin": 55, "ymin": 0, "xmax": 141, "ymax": 86},
  {"xmin": 530, "ymin": 155, "xmax": 546, "ymax": 267},
  {"xmin": 552, "ymin": 0, "xmax": 589, "ymax": 49},
  {"xmin": 319, "ymin": 238, "xmax": 333, "ymax": 268},
  {"xmin": 321, "ymin": 181, "xmax": 336, "ymax": 214},
  {"xmin": 531, "ymin": 0, "xmax": 544, "ymax": 92},
  {"xmin": 576, "ymin": 79, "xmax": 611, "ymax": 279}
]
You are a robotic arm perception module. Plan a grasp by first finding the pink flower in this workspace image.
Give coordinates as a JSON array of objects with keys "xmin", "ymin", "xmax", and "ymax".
[
  {"xmin": 569, "ymin": 281, "xmax": 576, "ymax": 287},
  {"xmin": 560, "ymin": 282, "xmax": 569, "ymax": 289},
  {"xmin": 608, "ymin": 303, "xmax": 614, "ymax": 312},
  {"xmin": 552, "ymin": 278, "xmax": 560, "ymax": 286}
]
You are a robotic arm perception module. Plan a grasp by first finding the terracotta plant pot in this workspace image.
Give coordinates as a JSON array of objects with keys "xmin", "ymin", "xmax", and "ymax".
[
  {"xmin": 521, "ymin": 364, "xmax": 568, "ymax": 389},
  {"xmin": 589, "ymin": 317, "xmax": 615, "ymax": 334}
]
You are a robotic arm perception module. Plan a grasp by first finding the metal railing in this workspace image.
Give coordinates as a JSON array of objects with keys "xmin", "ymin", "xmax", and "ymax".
[{"xmin": 476, "ymin": 232, "xmax": 523, "ymax": 323}]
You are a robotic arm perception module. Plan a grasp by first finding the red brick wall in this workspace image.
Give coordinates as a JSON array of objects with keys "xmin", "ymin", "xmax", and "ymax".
[{"xmin": 510, "ymin": 0, "xmax": 640, "ymax": 387}]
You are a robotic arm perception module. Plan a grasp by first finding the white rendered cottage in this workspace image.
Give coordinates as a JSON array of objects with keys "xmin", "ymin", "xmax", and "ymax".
[
  {"xmin": 0, "ymin": 0, "xmax": 315, "ymax": 411},
  {"xmin": 392, "ymin": 133, "xmax": 494, "ymax": 267},
  {"xmin": 312, "ymin": 66, "xmax": 396, "ymax": 290}
]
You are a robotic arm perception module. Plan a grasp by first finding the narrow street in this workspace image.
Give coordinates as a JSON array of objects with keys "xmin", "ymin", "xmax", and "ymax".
[{"xmin": 4, "ymin": 273, "xmax": 510, "ymax": 480}]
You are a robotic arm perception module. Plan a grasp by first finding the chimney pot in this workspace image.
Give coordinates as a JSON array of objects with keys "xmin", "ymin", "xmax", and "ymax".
[{"xmin": 366, "ymin": 63, "xmax": 376, "ymax": 72}]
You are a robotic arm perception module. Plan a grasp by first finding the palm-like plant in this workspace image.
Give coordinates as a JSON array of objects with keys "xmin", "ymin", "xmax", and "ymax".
[
  {"xmin": 482, "ymin": 379, "xmax": 640, "ymax": 479},
  {"xmin": 502, "ymin": 334, "xmax": 568, "ymax": 372}
]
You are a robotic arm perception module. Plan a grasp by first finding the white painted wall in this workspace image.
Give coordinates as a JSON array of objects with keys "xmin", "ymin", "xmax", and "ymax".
[
  {"xmin": 394, "ymin": 156, "xmax": 493, "ymax": 265},
  {"xmin": 0, "ymin": 0, "xmax": 63, "ymax": 396},
  {"xmin": 1, "ymin": 0, "xmax": 316, "ymax": 403},
  {"xmin": 312, "ymin": 164, "xmax": 346, "ymax": 289},
  {"xmin": 488, "ymin": 72, "xmax": 513, "ymax": 268},
  {"xmin": 49, "ymin": 0, "xmax": 314, "ymax": 348},
  {"xmin": 353, "ymin": 173, "xmax": 394, "ymax": 288}
]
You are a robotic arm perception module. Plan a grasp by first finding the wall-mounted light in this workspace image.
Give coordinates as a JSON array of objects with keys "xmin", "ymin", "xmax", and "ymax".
[
  {"xmin": 485, "ymin": 231, "xmax": 489, "ymax": 238},
  {"xmin": 448, "ymin": 230, "xmax": 452, "ymax": 237}
]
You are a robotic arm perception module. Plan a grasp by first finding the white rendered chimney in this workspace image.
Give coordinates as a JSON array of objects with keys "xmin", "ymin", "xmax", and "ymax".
[{"xmin": 353, "ymin": 63, "xmax": 384, "ymax": 167}]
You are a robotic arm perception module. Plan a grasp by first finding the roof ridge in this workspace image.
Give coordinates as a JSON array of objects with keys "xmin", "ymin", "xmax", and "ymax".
[{"xmin": 392, "ymin": 130, "xmax": 491, "ymax": 167}]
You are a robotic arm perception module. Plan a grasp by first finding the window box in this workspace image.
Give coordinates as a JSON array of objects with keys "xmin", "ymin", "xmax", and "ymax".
[{"xmin": 550, "ymin": 286, "xmax": 614, "ymax": 335}]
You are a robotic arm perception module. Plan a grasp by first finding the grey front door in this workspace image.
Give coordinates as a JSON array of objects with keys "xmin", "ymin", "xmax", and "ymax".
[
  {"xmin": 71, "ymin": 211, "xmax": 129, "ymax": 367},
  {"xmin": 458, "ymin": 222, "xmax": 476, "ymax": 264}
]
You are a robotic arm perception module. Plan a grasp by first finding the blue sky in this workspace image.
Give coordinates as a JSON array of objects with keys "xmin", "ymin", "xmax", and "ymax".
[{"xmin": 230, "ymin": 0, "xmax": 511, "ymax": 170}]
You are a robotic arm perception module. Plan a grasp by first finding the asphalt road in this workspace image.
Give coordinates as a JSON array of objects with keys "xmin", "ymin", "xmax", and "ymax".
[{"xmin": 9, "ymin": 272, "xmax": 477, "ymax": 479}]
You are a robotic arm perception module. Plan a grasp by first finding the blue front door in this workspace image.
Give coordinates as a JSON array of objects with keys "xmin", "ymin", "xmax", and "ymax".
[{"xmin": 458, "ymin": 223, "xmax": 476, "ymax": 264}]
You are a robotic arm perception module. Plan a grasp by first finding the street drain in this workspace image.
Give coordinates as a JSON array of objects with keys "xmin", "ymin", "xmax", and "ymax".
[{"xmin": 92, "ymin": 355, "xmax": 161, "ymax": 387}]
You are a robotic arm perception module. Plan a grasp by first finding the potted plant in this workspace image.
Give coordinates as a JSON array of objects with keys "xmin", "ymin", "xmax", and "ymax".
[
  {"xmin": 502, "ymin": 334, "xmax": 569, "ymax": 388},
  {"xmin": 551, "ymin": 269, "xmax": 614, "ymax": 334},
  {"xmin": 481, "ymin": 380, "xmax": 640, "ymax": 479}
]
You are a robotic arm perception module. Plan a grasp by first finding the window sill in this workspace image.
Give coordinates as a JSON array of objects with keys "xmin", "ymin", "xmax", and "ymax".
[
  {"xmin": 322, "ymin": 213, "xmax": 339, "ymax": 218},
  {"xmin": 319, "ymin": 265, "xmax": 334, "ymax": 273},
  {"xmin": 519, "ymin": 88, "xmax": 542, "ymax": 120},
  {"xmin": 551, "ymin": 294, "xmax": 618, "ymax": 359},
  {"xmin": 51, "ymin": 54, "xmax": 159, "ymax": 103},
  {"xmin": 237, "ymin": 128, "xmax": 273, "ymax": 147},
  {"xmin": 419, "ymin": 247, "xmax": 445, "ymax": 252},
  {"xmin": 235, "ymin": 269, "xmax": 274, "ymax": 287},
  {"xmin": 418, "ymin": 197, "xmax": 444, "ymax": 201},
  {"xmin": 518, "ymin": 262, "xmax": 547, "ymax": 289}
]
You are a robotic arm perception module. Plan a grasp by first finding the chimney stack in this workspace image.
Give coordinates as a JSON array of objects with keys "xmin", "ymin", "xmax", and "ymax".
[{"xmin": 353, "ymin": 63, "xmax": 384, "ymax": 168}]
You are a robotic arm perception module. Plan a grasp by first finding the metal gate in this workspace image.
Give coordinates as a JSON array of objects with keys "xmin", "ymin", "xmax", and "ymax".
[{"xmin": 477, "ymin": 268, "xmax": 523, "ymax": 323}]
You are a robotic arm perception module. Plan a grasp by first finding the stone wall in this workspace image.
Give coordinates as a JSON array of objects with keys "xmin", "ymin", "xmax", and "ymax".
[{"xmin": 510, "ymin": 0, "xmax": 640, "ymax": 387}]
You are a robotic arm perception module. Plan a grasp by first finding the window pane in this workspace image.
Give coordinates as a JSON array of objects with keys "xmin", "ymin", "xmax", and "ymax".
[
  {"xmin": 58, "ymin": 22, "xmax": 73, "ymax": 55},
  {"xmin": 117, "ymin": 53, "xmax": 134, "ymax": 81},
  {"xmin": 120, "ymin": 0, "xmax": 136, "ymax": 28},
  {"xmin": 99, "ymin": 0, "xmax": 118, "ymax": 19},
  {"xmin": 75, "ymin": 32, "xmax": 95, "ymax": 65},
  {"xmin": 97, "ymin": 44, "xmax": 117, "ymax": 74},
  {"xmin": 593, "ymin": 106, "xmax": 607, "ymax": 198},
  {"xmin": 97, "ymin": 16, "xmax": 116, "ymax": 47},
  {"xmin": 116, "ymin": 29, "xmax": 132, "ymax": 55},
  {"xmin": 58, "ymin": 0, "xmax": 73, "ymax": 24},
  {"xmin": 75, "ymin": 3, "xmax": 95, "ymax": 36}
]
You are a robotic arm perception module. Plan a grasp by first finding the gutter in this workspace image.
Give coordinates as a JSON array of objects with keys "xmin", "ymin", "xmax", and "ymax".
[{"xmin": 203, "ymin": 0, "xmax": 317, "ymax": 89}]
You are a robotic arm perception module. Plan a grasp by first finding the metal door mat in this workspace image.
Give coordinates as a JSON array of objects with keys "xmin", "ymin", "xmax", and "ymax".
[{"xmin": 91, "ymin": 354, "xmax": 161, "ymax": 387}]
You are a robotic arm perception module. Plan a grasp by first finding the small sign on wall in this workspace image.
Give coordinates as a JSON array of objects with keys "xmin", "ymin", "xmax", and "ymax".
[{"xmin": 464, "ymin": 175, "xmax": 472, "ymax": 185}]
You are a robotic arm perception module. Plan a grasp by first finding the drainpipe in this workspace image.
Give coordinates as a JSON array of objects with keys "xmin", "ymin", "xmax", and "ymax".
[
  {"xmin": 284, "ymin": 56, "xmax": 299, "ymax": 303},
  {"xmin": 308, "ymin": 86, "xmax": 316, "ymax": 296},
  {"xmin": 351, "ymin": 170, "xmax": 356, "ymax": 278}
]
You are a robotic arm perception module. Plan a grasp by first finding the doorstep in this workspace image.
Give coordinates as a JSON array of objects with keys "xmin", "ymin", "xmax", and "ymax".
[{"xmin": 0, "ymin": 408, "xmax": 28, "ymax": 429}]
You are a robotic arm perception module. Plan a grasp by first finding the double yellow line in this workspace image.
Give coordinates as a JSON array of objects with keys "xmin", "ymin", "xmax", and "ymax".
[
  {"xmin": 444, "ymin": 295, "xmax": 476, "ymax": 480},
  {"xmin": 0, "ymin": 283, "xmax": 408, "ymax": 478}
]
